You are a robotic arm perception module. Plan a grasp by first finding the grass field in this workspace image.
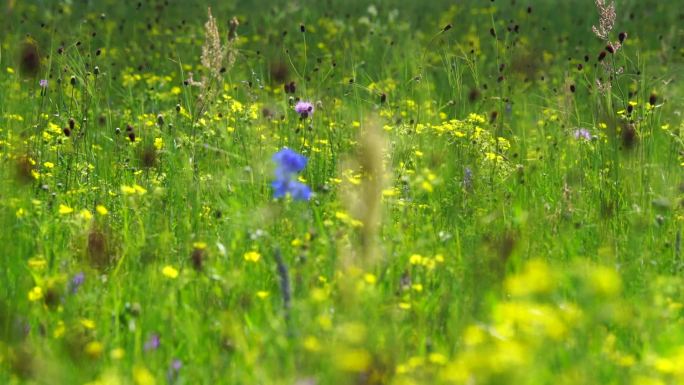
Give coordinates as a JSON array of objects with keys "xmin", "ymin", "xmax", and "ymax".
[{"xmin": 1, "ymin": 0, "xmax": 684, "ymax": 384}]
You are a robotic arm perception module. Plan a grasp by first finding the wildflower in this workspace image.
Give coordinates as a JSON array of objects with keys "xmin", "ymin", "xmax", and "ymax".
[
  {"xmin": 39, "ymin": 79, "xmax": 48, "ymax": 88},
  {"xmin": 294, "ymin": 101, "xmax": 314, "ymax": 118},
  {"xmin": 80, "ymin": 319, "xmax": 96, "ymax": 329},
  {"xmin": 144, "ymin": 333, "xmax": 160, "ymax": 351},
  {"xmin": 273, "ymin": 148, "xmax": 307, "ymax": 176},
  {"xmin": 133, "ymin": 365, "xmax": 156, "ymax": 385},
  {"xmin": 244, "ymin": 251, "xmax": 261, "ymax": 263},
  {"xmin": 111, "ymin": 348, "xmax": 125, "ymax": 360},
  {"xmin": 162, "ymin": 265, "xmax": 179, "ymax": 279},
  {"xmin": 58, "ymin": 204, "xmax": 74, "ymax": 215},
  {"xmin": 85, "ymin": 341, "xmax": 104, "ymax": 358},
  {"xmin": 271, "ymin": 148, "xmax": 312, "ymax": 201},
  {"xmin": 96, "ymin": 205, "xmax": 108, "ymax": 216},
  {"xmin": 592, "ymin": 0, "xmax": 616, "ymax": 41},
  {"xmin": 573, "ymin": 128, "xmax": 592, "ymax": 141},
  {"xmin": 167, "ymin": 359, "xmax": 182, "ymax": 383},
  {"xmin": 70, "ymin": 272, "xmax": 85, "ymax": 294},
  {"xmin": 28, "ymin": 286, "xmax": 43, "ymax": 301},
  {"xmin": 154, "ymin": 137, "xmax": 163, "ymax": 150}
]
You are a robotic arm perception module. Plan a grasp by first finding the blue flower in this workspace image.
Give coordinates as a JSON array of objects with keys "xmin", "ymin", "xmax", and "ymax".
[
  {"xmin": 273, "ymin": 148, "xmax": 307, "ymax": 178},
  {"xmin": 272, "ymin": 148, "xmax": 312, "ymax": 201}
]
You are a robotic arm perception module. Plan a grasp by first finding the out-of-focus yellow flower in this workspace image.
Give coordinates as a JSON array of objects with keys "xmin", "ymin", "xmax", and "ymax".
[
  {"xmin": 110, "ymin": 348, "xmax": 125, "ymax": 360},
  {"xmin": 588, "ymin": 266, "xmax": 622, "ymax": 297},
  {"xmin": 59, "ymin": 204, "xmax": 74, "ymax": 215},
  {"xmin": 133, "ymin": 365, "xmax": 156, "ymax": 385},
  {"xmin": 303, "ymin": 336, "xmax": 321, "ymax": 352},
  {"xmin": 162, "ymin": 265, "xmax": 179, "ymax": 279},
  {"xmin": 80, "ymin": 319, "xmax": 96, "ymax": 329},
  {"xmin": 505, "ymin": 259, "xmax": 554, "ymax": 297},
  {"xmin": 53, "ymin": 321, "xmax": 65, "ymax": 338},
  {"xmin": 121, "ymin": 184, "xmax": 147, "ymax": 195},
  {"xmin": 335, "ymin": 348, "xmax": 371, "ymax": 372},
  {"xmin": 96, "ymin": 205, "xmax": 109, "ymax": 216},
  {"xmin": 28, "ymin": 286, "xmax": 43, "ymax": 301},
  {"xmin": 28, "ymin": 257, "xmax": 46, "ymax": 270},
  {"xmin": 85, "ymin": 341, "xmax": 104, "ymax": 358},
  {"xmin": 154, "ymin": 137, "xmax": 163, "ymax": 150},
  {"xmin": 244, "ymin": 251, "xmax": 261, "ymax": 263},
  {"xmin": 409, "ymin": 254, "xmax": 424, "ymax": 265}
]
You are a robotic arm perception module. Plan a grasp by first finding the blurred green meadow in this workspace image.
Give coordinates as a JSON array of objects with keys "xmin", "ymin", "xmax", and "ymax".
[{"xmin": 1, "ymin": 0, "xmax": 684, "ymax": 384}]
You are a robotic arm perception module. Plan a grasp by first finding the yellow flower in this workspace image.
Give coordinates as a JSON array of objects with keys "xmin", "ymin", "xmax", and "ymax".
[
  {"xmin": 256, "ymin": 291, "xmax": 270, "ymax": 299},
  {"xmin": 244, "ymin": 251, "xmax": 261, "ymax": 263},
  {"xmin": 121, "ymin": 184, "xmax": 147, "ymax": 195},
  {"xmin": 303, "ymin": 336, "xmax": 321, "ymax": 352},
  {"xmin": 80, "ymin": 209, "xmax": 93, "ymax": 220},
  {"xmin": 96, "ymin": 205, "xmax": 108, "ymax": 216},
  {"xmin": 162, "ymin": 265, "xmax": 179, "ymax": 279},
  {"xmin": 80, "ymin": 319, "xmax": 96, "ymax": 329},
  {"xmin": 58, "ymin": 204, "xmax": 74, "ymax": 215},
  {"xmin": 28, "ymin": 286, "xmax": 43, "ymax": 301},
  {"xmin": 589, "ymin": 266, "xmax": 622, "ymax": 297},
  {"xmin": 27, "ymin": 257, "xmax": 47, "ymax": 270},
  {"xmin": 154, "ymin": 137, "xmax": 163, "ymax": 150},
  {"xmin": 133, "ymin": 365, "xmax": 156, "ymax": 385},
  {"xmin": 110, "ymin": 348, "xmax": 125, "ymax": 360},
  {"xmin": 85, "ymin": 341, "xmax": 104, "ymax": 358},
  {"xmin": 53, "ymin": 321, "xmax": 65, "ymax": 338},
  {"xmin": 409, "ymin": 254, "xmax": 423, "ymax": 265}
]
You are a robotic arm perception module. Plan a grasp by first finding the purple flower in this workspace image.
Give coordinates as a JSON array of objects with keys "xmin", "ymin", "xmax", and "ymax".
[
  {"xmin": 271, "ymin": 148, "xmax": 312, "ymax": 201},
  {"xmin": 167, "ymin": 359, "xmax": 182, "ymax": 383},
  {"xmin": 294, "ymin": 101, "xmax": 314, "ymax": 118},
  {"xmin": 69, "ymin": 272, "xmax": 85, "ymax": 294},
  {"xmin": 144, "ymin": 333, "xmax": 160, "ymax": 351},
  {"xmin": 573, "ymin": 128, "xmax": 591, "ymax": 141},
  {"xmin": 39, "ymin": 79, "xmax": 48, "ymax": 88}
]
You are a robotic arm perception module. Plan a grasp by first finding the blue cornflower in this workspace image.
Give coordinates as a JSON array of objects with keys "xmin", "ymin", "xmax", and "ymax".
[
  {"xmin": 273, "ymin": 148, "xmax": 307, "ymax": 178},
  {"xmin": 272, "ymin": 148, "xmax": 312, "ymax": 201}
]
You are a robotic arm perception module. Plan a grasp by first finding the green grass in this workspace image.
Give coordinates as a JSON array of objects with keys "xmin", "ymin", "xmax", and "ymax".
[{"xmin": 1, "ymin": 0, "xmax": 684, "ymax": 384}]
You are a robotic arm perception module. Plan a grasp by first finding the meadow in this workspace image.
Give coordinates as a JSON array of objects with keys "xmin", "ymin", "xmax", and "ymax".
[{"xmin": 1, "ymin": 0, "xmax": 684, "ymax": 384}]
